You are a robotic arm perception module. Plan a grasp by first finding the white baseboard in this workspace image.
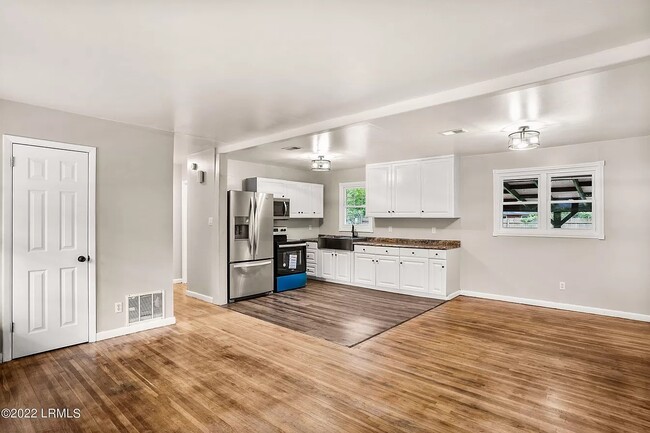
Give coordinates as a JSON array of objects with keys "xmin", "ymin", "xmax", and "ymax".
[
  {"xmin": 460, "ymin": 291, "xmax": 650, "ymax": 322},
  {"xmin": 172, "ymin": 278, "xmax": 185, "ymax": 284},
  {"xmin": 186, "ymin": 290, "xmax": 214, "ymax": 303},
  {"xmin": 96, "ymin": 316, "xmax": 176, "ymax": 341},
  {"xmin": 445, "ymin": 290, "xmax": 461, "ymax": 301}
]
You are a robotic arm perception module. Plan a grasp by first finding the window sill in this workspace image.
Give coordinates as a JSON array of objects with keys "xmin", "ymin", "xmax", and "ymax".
[{"xmin": 493, "ymin": 230, "xmax": 604, "ymax": 240}]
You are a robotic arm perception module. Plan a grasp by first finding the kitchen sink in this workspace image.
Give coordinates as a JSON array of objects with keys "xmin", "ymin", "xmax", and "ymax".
[{"xmin": 317, "ymin": 235, "xmax": 365, "ymax": 251}]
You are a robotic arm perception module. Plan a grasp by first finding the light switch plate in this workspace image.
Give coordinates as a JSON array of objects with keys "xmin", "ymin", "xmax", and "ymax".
[
  {"xmin": 208, "ymin": 217, "xmax": 214, "ymax": 226},
  {"xmin": 388, "ymin": 226, "xmax": 393, "ymax": 233},
  {"xmin": 432, "ymin": 227, "xmax": 437, "ymax": 234},
  {"xmin": 115, "ymin": 302, "xmax": 123, "ymax": 313}
]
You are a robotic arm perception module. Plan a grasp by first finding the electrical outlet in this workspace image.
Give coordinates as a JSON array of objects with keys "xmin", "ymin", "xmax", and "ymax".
[
  {"xmin": 432, "ymin": 227, "xmax": 437, "ymax": 234},
  {"xmin": 388, "ymin": 226, "xmax": 393, "ymax": 233},
  {"xmin": 115, "ymin": 302, "xmax": 123, "ymax": 313},
  {"xmin": 207, "ymin": 217, "xmax": 214, "ymax": 226},
  {"xmin": 308, "ymin": 225, "xmax": 312, "ymax": 231},
  {"xmin": 559, "ymin": 282, "xmax": 566, "ymax": 290}
]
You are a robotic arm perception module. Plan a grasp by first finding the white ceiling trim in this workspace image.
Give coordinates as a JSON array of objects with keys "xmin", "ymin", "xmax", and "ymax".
[{"xmin": 218, "ymin": 38, "xmax": 650, "ymax": 154}]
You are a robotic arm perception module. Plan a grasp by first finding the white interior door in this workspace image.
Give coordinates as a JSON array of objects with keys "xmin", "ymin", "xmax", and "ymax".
[{"xmin": 12, "ymin": 144, "xmax": 90, "ymax": 358}]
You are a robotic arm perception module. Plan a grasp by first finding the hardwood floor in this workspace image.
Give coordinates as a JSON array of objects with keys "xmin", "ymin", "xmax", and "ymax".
[
  {"xmin": 226, "ymin": 280, "xmax": 444, "ymax": 346},
  {"xmin": 1, "ymin": 284, "xmax": 649, "ymax": 433}
]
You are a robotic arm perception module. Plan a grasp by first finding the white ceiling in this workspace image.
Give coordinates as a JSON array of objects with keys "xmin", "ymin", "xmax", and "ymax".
[
  {"xmin": 1, "ymin": 0, "xmax": 650, "ymax": 150},
  {"xmin": 228, "ymin": 59, "xmax": 650, "ymax": 170}
]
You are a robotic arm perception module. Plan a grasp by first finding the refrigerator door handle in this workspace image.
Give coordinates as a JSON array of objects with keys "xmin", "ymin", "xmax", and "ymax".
[
  {"xmin": 254, "ymin": 195, "xmax": 261, "ymax": 259},
  {"xmin": 248, "ymin": 196, "xmax": 255, "ymax": 255},
  {"xmin": 233, "ymin": 260, "xmax": 273, "ymax": 269}
]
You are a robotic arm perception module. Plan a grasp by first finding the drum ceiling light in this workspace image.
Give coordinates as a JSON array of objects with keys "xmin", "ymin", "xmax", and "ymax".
[
  {"xmin": 311, "ymin": 155, "xmax": 331, "ymax": 171},
  {"xmin": 508, "ymin": 126, "xmax": 541, "ymax": 151}
]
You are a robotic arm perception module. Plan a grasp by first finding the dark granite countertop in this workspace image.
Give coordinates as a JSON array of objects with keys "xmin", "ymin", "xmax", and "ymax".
[
  {"xmin": 354, "ymin": 237, "xmax": 460, "ymax": 250},
  {"xmin": 300, "ymin": 236, "xmax": 460, "ymax": 250}
]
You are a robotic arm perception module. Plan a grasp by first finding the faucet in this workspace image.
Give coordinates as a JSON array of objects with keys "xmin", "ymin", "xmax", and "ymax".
[{"xmin": 351, "ymin": 225, "xmax": 358, "ymax": 238}]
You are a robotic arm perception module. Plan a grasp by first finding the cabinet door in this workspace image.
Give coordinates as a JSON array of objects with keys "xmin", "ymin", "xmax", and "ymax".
[
  {"xmin": 429, "ymin": 259, "xmax": 447, "ymax": 297},
  {"xmin": 366, "ymin": 164, "xmax": 393, "ymax": 217},
  {"xmin": 420, "ymin": 157, "xmax": 454, "ymax": 217},
  {"xmin": 376, "ymin": 256, "xmax": 400, "ymax": 291},
  {"xmin": 310, "ymin": 184, "xmax": 324, "ymax": 218},
  {"xmin": 354, "ymin": 253, "xmax": 376, "ymax": 286},
  {"xmin": 335, "ymin": 251, "xmax": 351, "ymax": 283},
  {"xmin": 393, "ymin": 161, "xmax": 421, "ymax": 217},
  {"xmin": 320, "ymin": 251, "xmax": 335, "ymax": 280},
  {"xmin": 257, "ymin": 179, "xmax": 286, "ymax": 198},
  {"xmin": 399, "ymin": 257, "xmax": 429, "ymax": 293},
  {"xmin": 287, "ymin": 182, "xmax": 310, "ymax": 217}
]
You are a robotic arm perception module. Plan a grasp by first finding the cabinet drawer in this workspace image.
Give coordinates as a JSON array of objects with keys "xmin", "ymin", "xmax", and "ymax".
[
  {"xmin": 400, "ymin": 248, "xmax": 429, "ymax": 258},
  {"xmin": 306, "ymin": 251, "xmax": 317, "ymax": 261},
  {"xmin": 354, "ymin": 245, "xmax": 400, "ymax": 256},
  {"xmin": 306, "ymin": 242, "xmax": 318, "ymax": 250},
  {"xmin": 306, "ymin": 265, "xmax": 317, "ymax": 276},
  {"xmin": 428, "ymin": 250, "xmax": 447, "ymax": 259}
]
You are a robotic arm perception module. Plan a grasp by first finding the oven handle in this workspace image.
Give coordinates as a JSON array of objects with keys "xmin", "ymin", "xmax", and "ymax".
[{"xmin": 277, "ymin": 243, "xmax": 307, "ymax": 248}]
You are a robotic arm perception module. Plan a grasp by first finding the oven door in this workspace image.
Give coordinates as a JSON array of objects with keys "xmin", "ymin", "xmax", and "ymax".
[
  {"xmin": 273, "ymin": 199, "xmax": 290, "ymax": 220},
  {"xmin": 275, "ymin": 243, "xmax": 306, "ymax": 275}
]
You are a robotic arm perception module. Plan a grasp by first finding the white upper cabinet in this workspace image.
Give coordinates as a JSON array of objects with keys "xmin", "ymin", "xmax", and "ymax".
[
  {"xmin": 255, "ymin": 178, "xmax": 287, "ymax": 198},
  {"xmin": 286, "ymin": 182, "xmax": 310, "ymax": 217},
  {"xmin": 310, "ymin": 184, "xmax": 324, "ymax": 218},
  {"xmin": 366, "ymin": 164, "xmax": 393, "ymax": 217},
  {"xmin": 421, "ymin": 156, "xmax": 459, "ymax": 218},
  {"xmin": 244, "ymin": 177, "xmax": 323, "ymax": 219},
  {"xmin": 366, "ymin": 155, "xmax": 459, "ymax": 218},
  {"xmin": 393, "ymin": 161, "xmax": 421, "ymax": 217}
]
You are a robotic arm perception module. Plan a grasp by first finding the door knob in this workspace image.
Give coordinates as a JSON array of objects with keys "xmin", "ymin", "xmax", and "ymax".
[{"xmin": 77, "ymin": 256, "xmax": 88, "ymax": 263}]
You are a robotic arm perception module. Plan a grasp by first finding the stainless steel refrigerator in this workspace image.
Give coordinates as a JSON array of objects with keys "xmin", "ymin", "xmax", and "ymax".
[{"xmin": 228, "ymin": 191, "xmax": 274, "ymax": 301}]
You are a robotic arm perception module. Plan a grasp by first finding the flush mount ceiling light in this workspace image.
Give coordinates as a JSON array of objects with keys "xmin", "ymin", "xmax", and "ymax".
[
  {"xmin": 508, "ymin": 126, "xmax": 540, "ymax": 151},
  {"xmin": 440, "ymin": 128, "xmax": 468, "ymax": 136},
  {"xmin": 311, "ymin": 155, "xmax": 331, "ymax": 171}
]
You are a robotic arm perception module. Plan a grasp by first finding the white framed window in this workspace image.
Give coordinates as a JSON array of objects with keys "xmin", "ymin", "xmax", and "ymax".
[
  {"xmin": 339, "ymin": 182, "xmax": 373, "ymax": 232},
  {"xmin": 493, "ymin": 162, "xmax": 604, "ymax": 239}
]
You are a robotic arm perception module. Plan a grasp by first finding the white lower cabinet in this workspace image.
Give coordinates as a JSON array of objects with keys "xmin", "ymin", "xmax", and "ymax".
[
  {"xmin": 375, "ymin": 256, "xmax": 400, "ymax": 290},
  {"xmin": 350, "ymin": 245, "xmax": 459, "ymax": 299},
  {"xmin": 399, "ymin": 256, "xmax": 429, "ymax": 294},
  {"xmin": 320, "ymin": 249, "xmax": 351, "ymax": 283},
  {"xmin": 428, "ymin": 259, "xmax": 447, "ymax": 297},
  {"xmin": 335, "ymin": 251, "xmax": 351, "ymax": 282},
  {"xmin": 306, "ymin": 242, "xmax": 319, "ymax": 277},
  {"xmin": 354, "ymin": 253, "xmax": 376, "ymax": 286}
]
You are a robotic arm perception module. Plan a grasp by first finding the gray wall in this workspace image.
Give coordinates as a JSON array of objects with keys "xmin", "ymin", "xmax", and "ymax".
[
  {"xmin": 319, "ymin": 136, "xmax": 650, "ymax": 316},
  {"xmin": 186, "ymin": 149, "xmax": 220, "ymax": 301},
  {"xmin": 172, "ymin": 163, "xmax": 183, "ymax": 280},
  {"xmin": 0, "ymin": 99, "xmax": 174, "ymax": 336}
]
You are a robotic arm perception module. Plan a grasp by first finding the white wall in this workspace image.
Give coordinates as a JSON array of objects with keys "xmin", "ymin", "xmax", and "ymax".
[
  {"xmin": 0, "ymin": 99, "xmax": 174, "ymax": 337},
  {"xmin": 318, "ymin": 136, "xmax": 650, "ymax": 316}
]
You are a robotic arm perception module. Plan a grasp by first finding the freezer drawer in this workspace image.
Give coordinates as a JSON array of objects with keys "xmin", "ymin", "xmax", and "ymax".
[{"xmin": 229, "ymin": 259, "xmax": 274, "ymax": 301}]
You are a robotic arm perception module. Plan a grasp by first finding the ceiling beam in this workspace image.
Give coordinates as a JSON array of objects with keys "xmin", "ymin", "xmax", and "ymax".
[
  {"xmin": 573, "ymin": 179, "xmax": 587, "ymax": 200},
  {"xmin": 218, "ymin": 38, "xmax": 650, "ymax": 154}
]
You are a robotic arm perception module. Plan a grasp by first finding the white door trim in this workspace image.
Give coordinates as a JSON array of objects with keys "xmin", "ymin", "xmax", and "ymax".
[{"xmin": 2, "ymin": 134, "xmax": 97, "ymax": 362}]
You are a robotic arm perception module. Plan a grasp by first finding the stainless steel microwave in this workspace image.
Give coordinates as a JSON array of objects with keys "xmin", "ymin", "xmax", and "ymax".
[{"xmin": 273, "ymin": 198, "xmax": 290, "ymax": 220}]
